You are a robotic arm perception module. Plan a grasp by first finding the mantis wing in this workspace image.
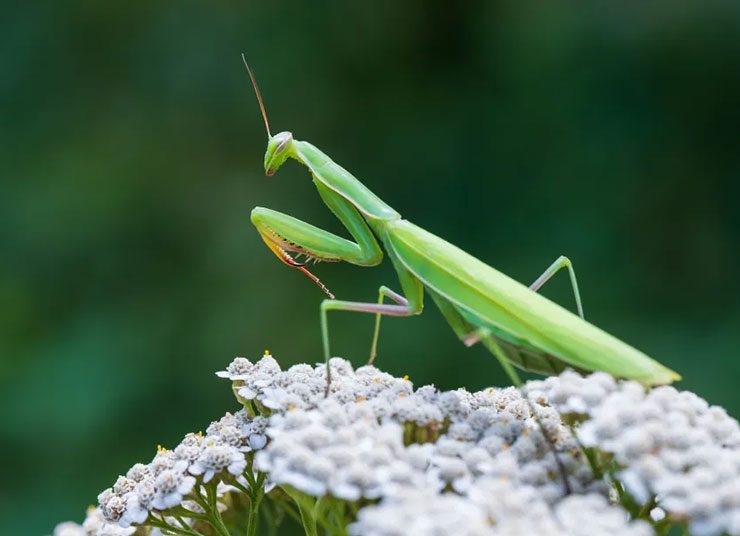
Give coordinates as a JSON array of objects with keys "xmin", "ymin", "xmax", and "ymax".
[
  {"xmin": 384, "ymin": 220, "xmax": 680, "ymax": 386},
  {"xmin": 427, "ymin": 288, "xmax": 571, "ymax": 376}
]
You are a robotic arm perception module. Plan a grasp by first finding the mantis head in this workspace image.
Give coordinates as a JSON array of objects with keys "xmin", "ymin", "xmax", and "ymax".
[{"xmin": 264, "ymin": 131, "xmax": 294, "ymax": 176}]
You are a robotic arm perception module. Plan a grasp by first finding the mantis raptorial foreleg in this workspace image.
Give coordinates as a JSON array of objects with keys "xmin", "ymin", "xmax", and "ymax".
[
  {"xmin": 529, "ymin": 255, "xmax": 584, "ymax": 319},
  {"xmin": 251, "ymin": 180, "xmax": 383, "ymax": 297}
]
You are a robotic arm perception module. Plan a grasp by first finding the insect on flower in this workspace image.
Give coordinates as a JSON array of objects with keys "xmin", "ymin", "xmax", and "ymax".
[{"xmin": 242, "ymin": 55, "xmax": 680, "ymax": 393}]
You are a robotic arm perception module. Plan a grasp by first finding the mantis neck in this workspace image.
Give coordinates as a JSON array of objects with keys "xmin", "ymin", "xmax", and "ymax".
[{"xmin": 292, "ymin": 140, "xmax": 401, "ymax": 222}]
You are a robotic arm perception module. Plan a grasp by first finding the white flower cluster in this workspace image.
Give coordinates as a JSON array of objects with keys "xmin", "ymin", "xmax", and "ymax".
[
  {"xmin": 234, "ymin": 355, "xmax": 601, "ymax": 505},
  {"xmin": 256, "ymin": 398, "xmax": 433, "ymax": 499},
  {"xmin": 528, "ymin": 371, "xmax": 740, "ymax": 536},
  {"xmin": 92, "ymin": 407, "xmax": 266, "ymax": 533},
  {"xmin": 351, "ymin": 477, "xmax": 653, "ymax": 536},
  {"xmin": 218, "ymin": 353, "xmax": 419, "ymax": 416},
  {"xmin": 51, "ymin": 507, "xmax": 134, "ymax": 536},
  {"xmin": 422, "ymin": 385, "xmax": 604, "ymax": 502},
  {"xmin": 52, "ymin": 353, "xmax": 740, "ymax": 536}
]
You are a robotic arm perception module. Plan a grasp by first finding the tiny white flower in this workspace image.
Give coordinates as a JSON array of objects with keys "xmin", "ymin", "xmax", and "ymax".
[
  {"xmin": 96, "ymin": 524, "xmax": 137, "ymax": 536},
  {"xmin": 51, "ymin": 522, "xmax": 85, "ymax": 536},
  {"xmin": 81, "ymin": 507, "xmax": 106, "ymax": 534},
  {"xmin": 215, "ymin": 356, "xmax": 254, "ymax": 380},
  {"xmin": 350, "ymin": 487, "xmax": 491, "ymax": 536},
  {"xmin": 260, "ymin": 387, "xmax": 305, "ymax": 411},
  {"xmin": 554, "ymin": 493, "xmax": 653, "ymax": 536},
  {"xmin": 125, "ymin": 463, "xmax": 150, "ymax": 483},
  {"xmin": 152, "ymin": 469, "xmax": 196, "ymax": 510},
  {"xmin": 98, "ymin": 491, "xmax": 126, "ymax": 523},
  {"xmin": 119, "ymin": 479, "xmax": 154, "ymax": 527},
  {"xmin": 189, "ymin": 441, "xmax": 246, "ymax": 483}
]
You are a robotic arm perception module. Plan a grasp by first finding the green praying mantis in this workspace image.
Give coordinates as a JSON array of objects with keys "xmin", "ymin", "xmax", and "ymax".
[{"xmin": 243, "ymin": 57, "xmax": 680, "ymax": 393}]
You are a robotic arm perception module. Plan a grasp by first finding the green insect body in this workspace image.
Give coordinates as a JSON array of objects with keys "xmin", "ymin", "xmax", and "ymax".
[{"xmin": 245, "ymin": 60, "xmax": 680, "ymax": 389}]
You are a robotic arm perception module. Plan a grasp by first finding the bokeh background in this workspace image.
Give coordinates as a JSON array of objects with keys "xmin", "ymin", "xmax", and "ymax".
[{"xmin": 2, "ymin": 1, "xmax": 739, "ymax": 534}]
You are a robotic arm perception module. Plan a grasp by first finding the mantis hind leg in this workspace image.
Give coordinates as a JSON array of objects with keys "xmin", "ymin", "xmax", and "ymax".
[
  {"xmin": 430, "ymin": 291, "xmax": 572, "ymax": 494},
  {"xmin": 460, "ymin": 255, "xmax": 585, "ymax": 350},
  {"xmin": 529, "ymin": 255, "xmax": 584, "ymax": 319},
  {"xmin": 428, "ymin": 291, "xmax": 523, "ymax": 385},
  {"xmin": 428, "ymin": 290, "xmax": 567, "ymax": 376},
  {"xmin": 482, "ymin": 332, "xmax": 572, "ymax": 494}
]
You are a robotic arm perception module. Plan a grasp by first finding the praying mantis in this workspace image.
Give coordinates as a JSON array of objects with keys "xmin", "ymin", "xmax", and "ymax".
[{"xmin": 243, "ymin": 57, "xmax": 680, "ymax": 392}]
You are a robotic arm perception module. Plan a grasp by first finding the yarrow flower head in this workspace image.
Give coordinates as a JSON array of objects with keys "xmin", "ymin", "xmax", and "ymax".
[
  {"xmin": 575, "ymin": 379, "xmax": 738, "ymax": 535},
  {"xmin": 54, "ymin": 352, "xmax": 739, "ymax": 536}
]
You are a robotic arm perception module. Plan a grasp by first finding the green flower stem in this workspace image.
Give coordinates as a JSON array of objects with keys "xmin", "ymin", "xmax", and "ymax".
[
  {"xmin": 310, "ymin": 496, "xmax": 352, "ymax": 536},
  {"xmin": 147, "ymin": 514, "xmax": 204, "ymax": 536},
  {"xmin": 606, "ymin": 465, "xmax": 644, "ymax": 519},
  {"xmin": 230, "ymin": 478, "xmax": 251, "ymax": 495},
  {"xmin": 260, "ymin": 497, "xmax": 279, "ymax": 536},
  {"xmin": 279, "ymin": 498, "xmax": 304, "ymax": 525},
  {"xmin": 206, "ymin": 481, "xmax": 232, "ymax": 536},
  {"xmin": 190, "ymin": 484, "xmax": 231, "ymax": 536},
  {"xmin": 564, "ymin": 423, "xmax": 604, "ymax": 481},
  {"xmin": 334, "ymin": 500, "xmax": 350, "ymax": 536},
  {"xmin": 244, "ymin": 400, "xmax": 257, "ymax": 417},
  {"xmin": 283, "ymin": 486, "xmax": 318, "ymax": 536},
  {"xmin": 175, "ymin": 514, "xmax": 193, "ymax": 530},
  {"xmin": 297, "ymin": 502, "xmax": 318, "ymax": 536},
  {"xmin": 246, "ymin": 474, "xmax": 266, "ymax": 536},
  {"xmin": 636, "ymin": 495, "xmax": 658, "ymax": 519},
  {"xmin": 243, "ymin": 468, "xmax": 257, "ymax": 488},
  {"xmin": 322, "ymin": 499, "xmax": 350, "ymax": 536},
  {"xmin": 312, "ymin": 495, "xmax": 329, "ymax": 523},
  {"xmin": 169, "ymin": 505, "xmax": 209, "ymax": 522}
]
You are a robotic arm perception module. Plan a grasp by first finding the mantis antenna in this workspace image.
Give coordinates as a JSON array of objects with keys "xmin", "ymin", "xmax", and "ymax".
[{"xmin": 241, "ymin": 53, "xmax": 272, "ymax": 138}]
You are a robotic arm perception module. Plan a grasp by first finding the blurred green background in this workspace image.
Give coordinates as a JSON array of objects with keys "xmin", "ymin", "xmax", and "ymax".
[{"xmin": 2, "ymin": 1, "xmax": 739, "ymax": 534}]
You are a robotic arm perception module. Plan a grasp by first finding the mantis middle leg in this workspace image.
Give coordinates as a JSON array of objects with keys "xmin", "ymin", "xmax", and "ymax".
[
  {"xmin": 322, "ymin": 256, "xmax": 423, "ymax": 394},
  {"xmin": 368, "ymin": 286, "xmax": 408, "ymax": 365}
]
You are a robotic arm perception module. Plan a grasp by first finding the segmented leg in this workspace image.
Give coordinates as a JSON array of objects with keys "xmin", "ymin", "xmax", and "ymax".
[
  {"xmin": 251, "ymin": 180, "xmax": 384, "ymax": 297},
  {"xmin": 427, "ymin": 289, "xmax": 573, "ymax": 493},
  {"xmin": 321, "ymin": 297, "xmax": 421, "ymax": 395},
  {"xmin": 463, "ymin": 327, "xmax": 491, "ymax": 347},
  {"xmin": 529, "ymin": 255, "xmax": 584, "ymax": 319},
  {"xmin": 322, "ymin": 254, "xmax": 424, "ymax": 395},
  {"xmin": 477, "ymin": 332, "xmax": 523, "ymax": 387},
  {"xmin": 478, "ymin": 331, "xmax": 572, "ymax": 494},
  {"xmin": 368, "ymin": 286, "xmax": 409, "ymax": 365},
  {"xmin": 459, "ymin": 256, "xmax": 584, "ymax": 349}
]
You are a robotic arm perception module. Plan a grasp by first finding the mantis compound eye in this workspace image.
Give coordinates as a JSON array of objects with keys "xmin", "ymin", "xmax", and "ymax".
[{"xmin": 264, "ymin": 131, "xmax": 293, "ymax": 176}]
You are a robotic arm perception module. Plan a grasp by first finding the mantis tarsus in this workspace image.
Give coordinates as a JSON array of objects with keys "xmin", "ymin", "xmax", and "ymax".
[{"xmin": 243, "ymin": 57, "xmax": 680, "ymax": 396}]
